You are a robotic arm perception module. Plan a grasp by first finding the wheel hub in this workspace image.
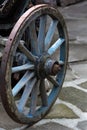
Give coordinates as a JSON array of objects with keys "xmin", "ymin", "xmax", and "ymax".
[{"xmin": 35, "ymin": 54, "xmax": 60, "ymax": 79}]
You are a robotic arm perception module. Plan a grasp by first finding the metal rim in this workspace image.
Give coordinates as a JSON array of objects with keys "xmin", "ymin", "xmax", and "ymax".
[{"xmin": 0, "ymin": 4, "xmax": 68, "ymax": 124}]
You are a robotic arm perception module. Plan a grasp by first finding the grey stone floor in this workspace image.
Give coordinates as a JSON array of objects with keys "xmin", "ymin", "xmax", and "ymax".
[{"xmin": 0, "ymin": 1, "xmax": 87, "ymax": 130}]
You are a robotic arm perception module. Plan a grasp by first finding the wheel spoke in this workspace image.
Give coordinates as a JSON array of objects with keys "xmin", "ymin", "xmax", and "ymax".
[
  {"xmin": 18, "ymin": 43, "xmax": 36, "ymax": 63},
  {"xmin": 38, "ymin": 16, "xmax": 47, "ymax": 54},
  {"xmin": 45, "ymin": 20, "xmax": 58, "ymax": 50},
  {"xmin": 18, "ymin": 78, "xmax": 37, "ymax": 112},
  {"xmin": 39, "ymin": 79, "xmax": 48, "ymax": 106},
  {"xmin": 59, "ymin": 60, "xmax": 64, "ymax": 65},
  {"xmin": 29, "ymin": 80, "xmax": 39, "ymax": 117},
  {"xmin": 47, "ymin": 76, "xmax": 59, "ymax": 87},
  {"xmin": 12, "ymin": 71, "xmax": 35, "ymax": 97},
  {"xmin": 48, "ymin": 38, "xmax": 65, "ymax": 56},
  {"xmin": 12, "ymin": 63, "xmax": 34, "ymax": 73},
  {"xmin": 29, "ymin": 21, "xmax": 39, "ymax": 55}
]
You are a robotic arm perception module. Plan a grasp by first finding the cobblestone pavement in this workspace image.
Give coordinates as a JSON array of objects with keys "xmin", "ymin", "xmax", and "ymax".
[
  {"xmin": 0, "ymin": 1, "xmax": 87, "ymax": 130},
  {"xmin": 0, "ymin": 61, "xmax": 87, "ymax": 130}
]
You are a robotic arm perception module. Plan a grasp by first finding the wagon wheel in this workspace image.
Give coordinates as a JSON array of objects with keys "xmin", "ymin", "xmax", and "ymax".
[{"xmin": 0, "ymin": 4, "xmax": 68, "ymax": 124}]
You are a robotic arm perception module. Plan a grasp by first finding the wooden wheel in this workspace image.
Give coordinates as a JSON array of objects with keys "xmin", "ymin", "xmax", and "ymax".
[{"xmin": 0, "ymin": 4, "xmax": 68, "ymax": 124}]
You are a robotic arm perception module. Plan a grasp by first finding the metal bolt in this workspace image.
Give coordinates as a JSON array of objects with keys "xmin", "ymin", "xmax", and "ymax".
[{"xmin": 52, "ymin": 63, "xmax": 60, "ymax": 75}]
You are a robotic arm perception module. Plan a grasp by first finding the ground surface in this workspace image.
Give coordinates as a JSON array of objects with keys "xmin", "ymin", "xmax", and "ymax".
[{"xmin": 0, "ymin": 1, "xmax": 87, "ymax": 130}]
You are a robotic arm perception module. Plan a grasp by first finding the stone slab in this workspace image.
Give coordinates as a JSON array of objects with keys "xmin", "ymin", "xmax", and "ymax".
[
  {"xmin": 59, "ymin": 0, "xmax": 83, "ymax": 6},
  {"xmin": 59, "ymin": 1, "xmax": 87, "ymax": 19},
  {"xmin": 27, "ymin": 122, "xmax": 74, "ymax": 130},
  {"xmin": 77, "ymin": 121, "xmax": 87, "ymax": 130},
  {"xmin": 70, "ymin": 61, "xmax": 87, "ymax": 79},
  {"xmin": 59, "ymin": 87, "xmax": 87, "ymax": 112},
  {"xmin": 65, "ymin": 66, "xmax": 77, "ymax": 81},
  {"xmin": 79, "ymin": 82, "xmax": 87, "ymax": 89},
  {"xmin": 0, "ymin": 103, "xmax": 21, "ymax": 130},
  {"xmin": 69, "ymin": 44, "xmax": 87, "ymax": 62},
  {"xmin": 45, "ymin": 103, "xmax": 78, "ymax": 119},
  {"xmin": 59, "ymin": 1, "xmax": 87, "ymax": 40}
]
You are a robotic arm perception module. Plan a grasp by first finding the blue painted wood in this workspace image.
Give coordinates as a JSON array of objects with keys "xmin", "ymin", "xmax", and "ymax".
[
  {"xmin": 38, "ymin": 16, "xmax": 47, "ymax": 54},
  {"xmin": 12, "ymin": 71, "xmax": 34, "ymax": 97},
  {"xmin": 45, "ymin": 20, "xmax": 58, "ymax": 50},
  {"xmin": 59, "ymin": 60, "xmax": 64, "ymax": 65},
  {"xmin": 29, "ymin": 80, "xmax": 39, "ymax": 116},
  {"xmin": 39, "ymin": 79, "xmax": 48, "ymax": 106},
  {"xmin": 19, "ymin": 43, "xmax": 36, "ymax": 62},
  {"xmin": 29, "ymin": 21, "xmax": 39, "ymax": 55},
  {"xmin": 12, "ymin": 63, "xmax": 34, "ymax": 73},
  {"xmin": 48, "ymin": 38, "xmax": 65, "ymax": 55},
  {"xmin": 18, "ymin": 78, "xmax": 37, "ymax": 112},
  {"xmin": 60, "ymin": 40, "xmax": 66, "ymax": 62},
  {"xmin": 47, "ymin": 76, "xmax": 59, "ymax": 87}
]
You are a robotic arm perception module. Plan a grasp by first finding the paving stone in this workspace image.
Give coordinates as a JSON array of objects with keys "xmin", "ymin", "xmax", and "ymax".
[
  {"xmin": 59, "ymin": 87, "xmax": 87, "ymax": 112},
  {"xmin": 0, "ymin": 103, "xmax": 22, "ymax": 130},
  {"xmin": 26, "ymin": 122, "xmax": 74, "ymax": 130},
  {"xmin": 59, "ymin": 1, "xmax": 87, "ymax": 18},
  {"xmin": 70, "ymin": 61, "xmax": 87, "ymax": 79},
  {"xmin": 77, "ymin": 121, "xmax": 87, "ymax": 130},
  {"xmin": 67, "ymin": 20, "xmax": 87, "ymax": 43},
  {"xmin": 65, "ymin": 66, "xmax": 77, "ymax": 81},
  {"xmin": 69, "ymin": 44, "xmax": 87, "ymax": 62},
  {"xmin": 45, "ymin": 104, "xmax": 78, "ymax": 119},
  {"xmin": 59, "ymin": 1, "xmax": 87, "ymax": 40},
  {"xmin": 79, "ymin": 81, "xmax": 87, "ymax": 89},
  {"xmin": 59, "ymin": 0, "xmax": 82, "ymax": 6}
]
